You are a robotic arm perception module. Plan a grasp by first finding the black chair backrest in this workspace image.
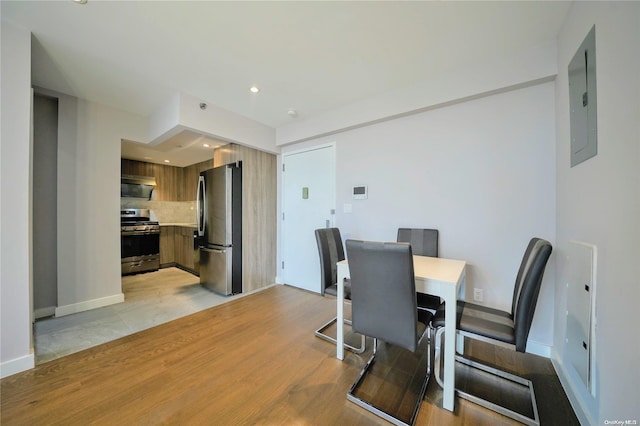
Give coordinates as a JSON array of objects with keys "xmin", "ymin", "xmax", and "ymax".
[
  {"xmin": 346, "ymin": 240, "xmax": 419, "ymax": 352},
  {"xmin": 315, "ymin": 228, "xmax": 346, "ymax": 296},
  {"xmin": 511, "ymin": 238, "xmax": 553, "ymax": 352},
  {"xmin": 397, "ymin": 228, "xmax": 438, "ymax": 257}
]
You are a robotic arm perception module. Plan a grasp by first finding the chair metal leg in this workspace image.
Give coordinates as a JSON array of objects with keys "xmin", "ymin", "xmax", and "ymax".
[
  {"xmin": 432, "ymin": 326, "xmax": 540, "ymax": 426},
  {"xmin": 347, "ymin": 337, "xmax": 431, "ymax": 426},
  {"xmin": 314, "ymin": 316, "xmax": 366, "ymax": 354},
  {"xmin": 454, "ymin": 356, "xmax": 540, "ymax": 426},
  {"xmin": 433, "ymin": 326, "xmax": 445, "ymax": 389}
]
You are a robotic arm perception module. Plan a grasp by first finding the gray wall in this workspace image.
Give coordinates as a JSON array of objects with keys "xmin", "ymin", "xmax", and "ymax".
[{"xmin": 33, "ymin": 93, "xmax": 58, "ymax": 316}]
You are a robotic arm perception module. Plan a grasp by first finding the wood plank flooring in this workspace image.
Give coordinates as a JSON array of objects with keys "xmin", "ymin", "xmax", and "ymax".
[{"xmin": 2, "ymin": 285, "xmax": 577, "ymax": 425}]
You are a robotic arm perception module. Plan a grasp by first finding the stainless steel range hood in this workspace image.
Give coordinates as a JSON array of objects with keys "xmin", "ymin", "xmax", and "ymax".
[{"xmin": 121, "ymin": 174, "xmax": 156, "ymax": 199}]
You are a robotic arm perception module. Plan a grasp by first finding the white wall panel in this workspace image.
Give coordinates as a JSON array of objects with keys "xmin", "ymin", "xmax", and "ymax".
[{"xmin": 565, "ymin": 241, "xmax": 596, "ymax": 395}]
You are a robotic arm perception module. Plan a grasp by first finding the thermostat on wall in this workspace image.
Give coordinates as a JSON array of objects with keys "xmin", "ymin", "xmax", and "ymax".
[{"xmin": 352, "ymin": 185, "xmax": 368, "ymax": 200}]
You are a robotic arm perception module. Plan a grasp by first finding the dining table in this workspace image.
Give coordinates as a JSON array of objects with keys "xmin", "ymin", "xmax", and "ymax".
[{"xmin": 336, "ymin": 254, "xmax": 466, "ymax": 412}]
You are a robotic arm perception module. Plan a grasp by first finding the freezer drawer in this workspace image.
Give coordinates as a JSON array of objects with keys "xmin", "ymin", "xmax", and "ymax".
[{"xmin": 200, "ymin": 246, "xmax": 233, "ymax": 295}]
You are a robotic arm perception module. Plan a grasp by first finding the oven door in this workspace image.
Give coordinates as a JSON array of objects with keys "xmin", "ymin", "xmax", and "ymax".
[{"xmin": 121, "ymin": 230, "xmax": 160, "ymax": 275}]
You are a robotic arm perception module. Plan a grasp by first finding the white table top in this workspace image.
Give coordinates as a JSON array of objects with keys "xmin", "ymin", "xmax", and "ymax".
[
  {"xmin": 337, "ymin": 255, "xmax": 466, "ymax": 286},
  {"xmin": 411, "ymin": 256, "xmax": 466, "ymax": 284}
]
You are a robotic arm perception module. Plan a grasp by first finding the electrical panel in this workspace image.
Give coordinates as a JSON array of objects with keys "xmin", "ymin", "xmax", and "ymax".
[{"xmin": 569, "ymin": 26, "xmax": 598, "ymax": 167}]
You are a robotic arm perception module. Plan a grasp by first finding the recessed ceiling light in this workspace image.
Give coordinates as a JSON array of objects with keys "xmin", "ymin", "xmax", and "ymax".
[
  {"xmin": 287, "ymin": 109, "xmax": 298, "ymax": 118},
  {"xmin": 164, "ymin": 160, "xmax": 170, "ymax": 163},
  {"xmin": 143, "ymin": 156, "xmax": 152, "ymax": 160},
  {"xmin": 73, "ymin": 0, "xmax": 87, "ymax": 4},
  {"xmin": 249, "ymin": 86, "xmax": 260, "ymax": 94},
  {"xmin": 203, "ymin": 143, "xmax": 210, "ymax": 148}
]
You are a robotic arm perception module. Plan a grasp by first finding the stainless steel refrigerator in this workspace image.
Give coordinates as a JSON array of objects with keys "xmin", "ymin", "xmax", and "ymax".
[{"xmin": 196, "ymin": 162, "xmax": 242, "ymax": 295}]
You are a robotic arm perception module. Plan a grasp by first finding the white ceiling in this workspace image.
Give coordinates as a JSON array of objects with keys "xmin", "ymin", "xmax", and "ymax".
[
  {"xmin": 2, "ymin": 0, "xmax": 571, "ymax": 165},
  {"xmin": 121, "ymin": 130, "xmax": 225, "ymax": 167}
]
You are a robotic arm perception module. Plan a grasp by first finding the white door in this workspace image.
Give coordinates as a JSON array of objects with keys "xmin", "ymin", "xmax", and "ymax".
[{"xmin": 282, "ymin": 146, "xmax": 335, "ymax": 293}]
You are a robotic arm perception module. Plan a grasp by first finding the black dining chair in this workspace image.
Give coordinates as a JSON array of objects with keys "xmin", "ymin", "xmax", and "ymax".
[
  {"xmin": 397, "ymin": 228, "xmax": 442, "ymax": 312},
  {"xmin": 431, "ymin": 237, "xmax": 552, "ymax": 426},
  {"xmin": 313, "ymin": 228, "xmax": 365, "ymax": 354},
  {"xmin": 345, "ymin": 239, "xmax": 432, "ymax": 426}
]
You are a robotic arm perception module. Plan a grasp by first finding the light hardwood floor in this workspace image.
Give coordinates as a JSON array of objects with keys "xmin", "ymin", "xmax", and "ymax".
[{"xmin": 2, "ymin": 285, "xmax": 577, "ymax": 425}]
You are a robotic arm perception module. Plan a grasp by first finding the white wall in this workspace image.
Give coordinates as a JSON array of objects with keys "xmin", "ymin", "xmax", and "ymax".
[
  {"xmin": 1, "ymin": 21, "xmax": 34, "ymax": 377},
  {"xmin": 281, "ymin": 82, "xmax": 557, "ymax": 350},
  {"xmin": 148, "ymin": 92, "xmax": 279, "ymax": 154},
  {"xmin": 177, "ymin": 93, "xmax": 278, "ymax": 154},
  {"xmin": 277, "ymin": 42, "xmax": 558, "ymax": 145},
  {"xmin": 554, "ymin": 2, "xmax": 640, "ymax": 424},
  {"xmin": 0, "ymin": 24, "xmax": 167, "ymax": 374},
  {"xmin": 56, "ymin": 93, "xmax": 147, "ymax": 316}
]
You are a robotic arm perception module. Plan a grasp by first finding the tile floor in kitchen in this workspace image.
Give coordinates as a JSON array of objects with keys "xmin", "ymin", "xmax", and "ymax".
[{"xmin": 34, "ymin": 267, "xmax": 246, "ymax": 364}]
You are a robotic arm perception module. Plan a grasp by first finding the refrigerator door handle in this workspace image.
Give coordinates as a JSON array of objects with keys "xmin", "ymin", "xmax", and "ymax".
[
  {"xmin": 201, "ymin": 247, "xmax": 226, "ymax": 254},
  {"xmin": 196, "ymin": 175, "xmax": 205, "ymax": 237}
]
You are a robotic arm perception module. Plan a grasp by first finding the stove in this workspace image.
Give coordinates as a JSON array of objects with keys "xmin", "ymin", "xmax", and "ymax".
[{"xmin": 121, "ymin": 209, "xmax": 160, "ymax": 275}]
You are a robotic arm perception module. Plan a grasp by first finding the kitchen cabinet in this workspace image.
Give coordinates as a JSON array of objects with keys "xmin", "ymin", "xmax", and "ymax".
[
  {"xmin": 160, "ymin": 225, "xmax": 198, "ymax": 275},
  {"xmin": 122, "ymin": 159, "xmax": 181, "ymax": 201},
  {"xmin": 160, "ymin": 226, "xmax": 176, "ymax": 265},
  {"xmin": 175, "ymin": 226, "xmax": 197, "ymax": 274},
  {"xmin": 213, "ymin": 143, "xmax": 276, "ymax": 292},
  {"xmin": 121, "ymin": 158, "xmax": 213, "ymax": 201},
  {"xmin": 180, "ymin": 159, "xmax": 212, "ymax": 201}
]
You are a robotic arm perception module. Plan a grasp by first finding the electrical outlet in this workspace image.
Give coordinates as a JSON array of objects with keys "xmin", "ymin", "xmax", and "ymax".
[{"xmin": 473, "ymin": 288, "xmax": 484, "ymax": 302}]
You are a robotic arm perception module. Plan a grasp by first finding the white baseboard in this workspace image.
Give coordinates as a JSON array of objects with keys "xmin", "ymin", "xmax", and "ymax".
[
  {"xmin": 55, "ymin": 293, "xmax": 124, "ymax": 317},
  {"xmin": 550, "ymin": 350, "xmax": 594, "ymax": 426},
  {"xmin": 1, "ymin": 353, "xmax": 34, "ymax": 378}
]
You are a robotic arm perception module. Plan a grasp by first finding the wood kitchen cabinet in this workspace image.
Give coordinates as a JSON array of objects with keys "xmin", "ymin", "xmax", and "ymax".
[
  {"xmin": 174, "ymin": 226, "xmax": 197, "ymax": 273},
  {"xmin": 180, "ymin": 159, "xmax": 212, "ymax": 201},
  {"xmin": 160, "ymin": 225, "xmax": 198, "ymax": 275},
  {"xmin": 160, "ymin": 226, "xmax": 176, "ymax": 266},
  {"xmin": 121, "ymin": 158, "xmax": 213, "ymax": 201},
  {"xmin": 122, "ymin": 159, "xmax": 181, "ymax": 201},
  {"xmin": 213, "ymin": 143, "xmax": 276, "ymax": 292}
]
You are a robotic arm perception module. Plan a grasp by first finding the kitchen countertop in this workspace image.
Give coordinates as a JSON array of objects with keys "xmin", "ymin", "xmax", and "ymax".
[{"xmin": 160, "ymin": 223, "xmax": 197, "ymax": 227}]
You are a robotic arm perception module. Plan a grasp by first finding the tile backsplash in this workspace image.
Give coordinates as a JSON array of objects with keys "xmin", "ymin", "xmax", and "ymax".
[{"xmin": 120, "ymin": 199, "xmax": 196, "ymax": 224}]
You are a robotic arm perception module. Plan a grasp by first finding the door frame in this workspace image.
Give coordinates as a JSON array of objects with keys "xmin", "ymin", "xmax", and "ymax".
[{"xmin": 277, "ymin": 142, "xmax": 336, "ymax": 287}]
